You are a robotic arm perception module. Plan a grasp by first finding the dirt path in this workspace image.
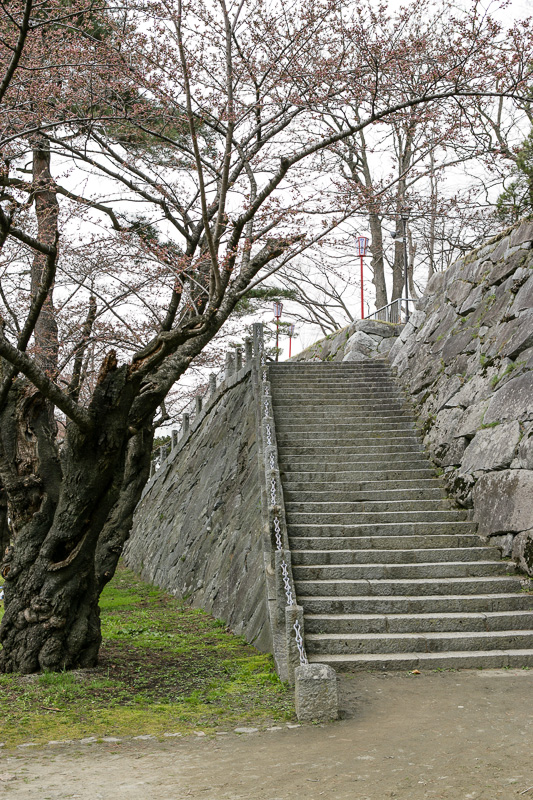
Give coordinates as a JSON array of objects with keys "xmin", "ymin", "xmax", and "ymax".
[{"xmin": 1, "ymin": 669, "xmax": 532, "ymax": 800}]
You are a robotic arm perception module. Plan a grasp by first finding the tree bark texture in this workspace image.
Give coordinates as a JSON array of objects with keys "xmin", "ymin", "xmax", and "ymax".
[
  {"xmin": 0, "ymin": 365, "xmax": 154, "ymax": 673},
  {"xmin": 31, "ymin": 141, "xmax": 59, "ymax": 377}
]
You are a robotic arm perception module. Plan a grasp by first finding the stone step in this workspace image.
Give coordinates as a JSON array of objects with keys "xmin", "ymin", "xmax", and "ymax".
[
  {"xmin": 289, "ymin": 534, "xmax": 487, "ymax": 550},
  {"xmin": 277, "ymin": 397, "xmax": 406, "ymax": 405},
  {"xmin": 275, "ymin": 417, "xmax": 415, "ymax": 427},
  {"xmin": 274, "ymin": 410, "xmax": 410, "ymax": 421},
  {"xmin": 285, "ymin": 510, "xmax": 467, "ymax": 525},
  {"xmin": 277, "ymin": 434, "xmax": 422, "ymax": 447},
  {"xmin": 283, "ymin": 488, "xmax": 446, "ymax": 503},
  {"xmin": 294, "ymin": 576, "xmax": 523, "ymax": 597},
  {"xmin": 274, "ymin": 417, "xmax": 412, "ymax": 428},
  {"xmin": 283, "ymin": 479, "xmax": 444, "ymax": 494},
  {"xmin": 304, "ymin": 610, "xmax": 533, "ymax": 634},
  {"xmin": 293, "ymin": 561, "xmax": 514, "ymax": 581},
  {"xmin": 279, "ymin": 454, "xmax": 430, "ymax": 468},
  {"xmin": 288, "ymin": 521, "xmax": 477, "ymax": 537},
  {"xmin": 278, "ymin": 393, "xmax": 405, "ymax": 402},
  {"xmin": 270, "ymin": 376, "xmax": 398, "ymax": 384},
  {"xmin": 305, "ymin": 630, "xmax": 533, "ymax": 655},
  {"xmin": 285, "ymin": 499, "xmax": 454, "ymax": 514},
  {"xmin": 291, "ymin": 547, "xmax": 502, "ymax": 565},
  {"xmin": 307, "ymin": 649, "xmax": 533, "ymax": 671},
  {"xmin": 298, "ymin": 593, "xmax": 533, "ymax": 615},
  {"xmin": 281, "ymin": 468, "xmax": 437, "ymax": 482},
  {"xmin": 268, "ymin": 360, "xmax": 390, "ymax": 377}
]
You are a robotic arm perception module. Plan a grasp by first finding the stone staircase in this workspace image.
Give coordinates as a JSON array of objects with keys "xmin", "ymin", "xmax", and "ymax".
[{"xmin": 269, "ymin": 361, "xmax": 533, "ymax": 671}]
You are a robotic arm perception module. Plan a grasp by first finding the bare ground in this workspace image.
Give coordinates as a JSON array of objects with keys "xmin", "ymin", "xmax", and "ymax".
[{"xmin": 1, "ymin": 668, "xmax": 532, "ymax": 800}]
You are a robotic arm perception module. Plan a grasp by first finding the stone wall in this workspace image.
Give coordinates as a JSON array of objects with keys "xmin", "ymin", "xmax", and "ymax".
[
  {"xmin": 123, "ymin": 368, "xmax": 273, "ymax": 651},
  {"xmin": 290, "ymin": 219, "xmax": 533, "ymax": 575},
  {"xmin": 292, "ymin": 318, "xmax": 402, "ymax": 362},
  {"xmin": 389, "ymin": 219, "xmax": 533, "ymax": 575}
]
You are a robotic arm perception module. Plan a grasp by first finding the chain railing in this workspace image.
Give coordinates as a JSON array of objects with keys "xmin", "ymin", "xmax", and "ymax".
[{"xmin": 254, "ymin": 322, "xmax": 308, "ymax": 670}]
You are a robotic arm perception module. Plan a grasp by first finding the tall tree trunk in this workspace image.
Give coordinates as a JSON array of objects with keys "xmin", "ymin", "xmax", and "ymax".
[
  {"xmin": 31, "ymin": 140, "xmax": 59, "ymax": 377},
  {"xmin": 391, "ymin": 237, "xmax": 405, "ymax": 301},
  {"xmin": 0, "ymin": 364, "xmax": 154, "ymax": 673},
  {"xmin": 0, "ymin": 486, "xmax": 8, "ymax": 559},
  {"xmin": 368, "ymin": 213, "xmax": 388, "ymax": 309}
]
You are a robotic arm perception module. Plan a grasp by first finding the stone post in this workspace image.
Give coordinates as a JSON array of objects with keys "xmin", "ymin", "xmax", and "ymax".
[
  {"xmin": 195, "ymin": 396, "xmax": 202, "ymax": 416},
  {"xmin": 150, "ymin": 461, "xmax": 156, "ymax": 478},
  {"xmin": 244, "ymin": 337, "xmax": 253, "ymax": 365},
  {"xmin": 225, "ymin": 351, "xmax": 235, "ymax": 381},
  {"xmin": 158, "ymin": 445, "xmax": 166, "ymax": 466},
  {"xmin": 209, "ymin": 373, "xmax": 217, "ymax": 397},
  {"xmin": 252, "ymin": 322, "xmax": 264, "ymax": 360},
  {"xmin": 171, "ymin": 429, "xmax": 178, "ymax": 449},
  {"xmin": 182, "ymin": 413, "xmax": 190, "ymax": 439},
  {"xmin": 235, "ymin": 346, "xmax": 243, "ymax": 372},
  {"xmin": 295, "ymin": 664, "xmax": 339, "ymax": 722}
]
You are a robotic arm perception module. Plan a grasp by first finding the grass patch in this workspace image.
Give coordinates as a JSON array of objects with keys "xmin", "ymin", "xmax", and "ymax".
[{"xmin": 0, "ymin": 564, "xmax": 293, "ymax": 747}]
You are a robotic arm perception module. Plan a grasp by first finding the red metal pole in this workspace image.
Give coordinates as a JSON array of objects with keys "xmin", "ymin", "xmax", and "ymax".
[
  {"xmin": 289, "ymin": 335, "xmax": 292, "ymax": 359},
  {"xmin": 360, "ymin": 253, "xmax": 364, "ymax": 319},
  {"xmin": 275, "ymin": 317, "xmax": 279, "ymax": 361}
]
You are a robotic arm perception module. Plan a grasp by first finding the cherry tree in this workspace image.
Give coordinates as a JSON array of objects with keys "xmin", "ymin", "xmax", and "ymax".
[{"xmin": 0, "ymin": 0, "xmax": 531, "ymax": 674}]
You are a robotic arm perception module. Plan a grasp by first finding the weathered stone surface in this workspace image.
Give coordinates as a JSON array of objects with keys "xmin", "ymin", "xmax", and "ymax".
[
  {"xmin": 517, "ymin": 422, "xmax": 533, "ymax": 469},
  {"xmin": 486, "ymin": 250, "xmax": 527, "ymax": 287},
  {"xmin": 378, "ymin": 337, "xmax": 396, "ymax": 355},
  {"xmin": 353, "ymin": 319, "xmax": 398, "ymax": 338},
  {"xmin": 511, "ymin": 272, "xmax": 533, "ymax": 314},
  {"xmin": 472, "ymin": 469, "xmax": 533, "ymax": 537},
  {"xmin": 510, "ymin": 219, "xmax": 533, "ymax": 247},
  {"xmin": 424, "ymin": 269, "xmax": 446, "ymax": 297},
  {"xmin": 294, "ymin": 663, "xmax": 338, "ymax": 722},
  {"xmin": 345, "ymin": 330, "xmax": 377, "ymax": 355},
  {"xmin": 476, "ymin": 286, "xmax": 512, "ymax": 329},
  {"xmin": 445, "ymin": 279, "xmax": 473, "ymax": 308},
  {"xmin": 511, "ymin": 530, "xmax": 533, "ymax": 575},
  {"xmin": 459, "ymin": 421, "xmax": 521, "ymax": 474},
  {"xmin": 489, "ymin": 533, "xmax": 515, "ymax": 558},
  {"xmin": 342, "ymin": 348, "xmax": 370, "ymax": 362},
  {"xmin": 488, "ymin": 235, "xmax": 511, "ymax": 263},
  {"xmin": 432, "ymin": 436, "xmax": 468, "ymax": 468},
  {"xmin": 459, "ymin": 285, "xmax": 484, "ymax": 316},
  {"xmin": 426, "ymin": 305, "xmax": 458, "ymax": 344},
  {"xmin": 124, "ymin": 373, "xmax": 272, "ymax": 652},
  {"xmin": 452, "ymin": 401, "xmax": 487, "ymax": 438},
  {"xmin": 441, "ymin": 329, "xmax": 477, "ymax": 365},
  {"xmin": 448, "ymin": 375, "xmax": 489, "ymax": 408},
  {"xmin": 499, "ymin": 310, "xmax": 533, "ymax": 360},
  {"xmin": 484, "ymin": 371, "xmax": 533, "ymax": 424}
]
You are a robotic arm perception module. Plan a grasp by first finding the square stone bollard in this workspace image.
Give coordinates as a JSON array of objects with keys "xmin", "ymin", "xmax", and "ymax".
[{"xmin": 295, "ymin": 663, "xmax": 339, "ymax": 722}]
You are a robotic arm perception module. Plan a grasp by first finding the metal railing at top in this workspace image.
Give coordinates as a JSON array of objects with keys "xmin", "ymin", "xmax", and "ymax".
[{"xmin": 367, "ymin": 297, "xmax": 412, "ymax": 324}]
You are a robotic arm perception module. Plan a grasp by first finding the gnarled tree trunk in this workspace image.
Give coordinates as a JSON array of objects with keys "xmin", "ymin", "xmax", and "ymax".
[{"xmin": 0, "ymin": 363, "xmax": 154, "ymax": 673}]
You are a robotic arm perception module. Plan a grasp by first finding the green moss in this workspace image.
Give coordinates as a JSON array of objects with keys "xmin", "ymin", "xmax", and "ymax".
[{"xmin": 0, "ymin": 565, "xmax": 293, "ymax": 747}]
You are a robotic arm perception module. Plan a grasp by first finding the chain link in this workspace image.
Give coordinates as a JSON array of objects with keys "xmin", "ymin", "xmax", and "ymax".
[
  {"xmin": 266, "ymin": 423, "xmax": 272, "ymax": 446},
  {"xmin": 264, "ymin": 398, "xmax": 270, "ymax": 417},
  {"xmin": 270, "ymin": 476, "xmax": 277, "ymax": 505},
  {"xmin": 280, "ymin": 560, "xmax": 294, "ymax": 606},
  {"xmin": 293, "ymin": 620, "xmax": 309, "ymax": 665},
  {"xmin": 273, "ymin": 516, "xmax": 282, "ymax": 550},
  {"xmin": 269, "ymin": 451, "xmax": 275, "ymax": 470}
]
